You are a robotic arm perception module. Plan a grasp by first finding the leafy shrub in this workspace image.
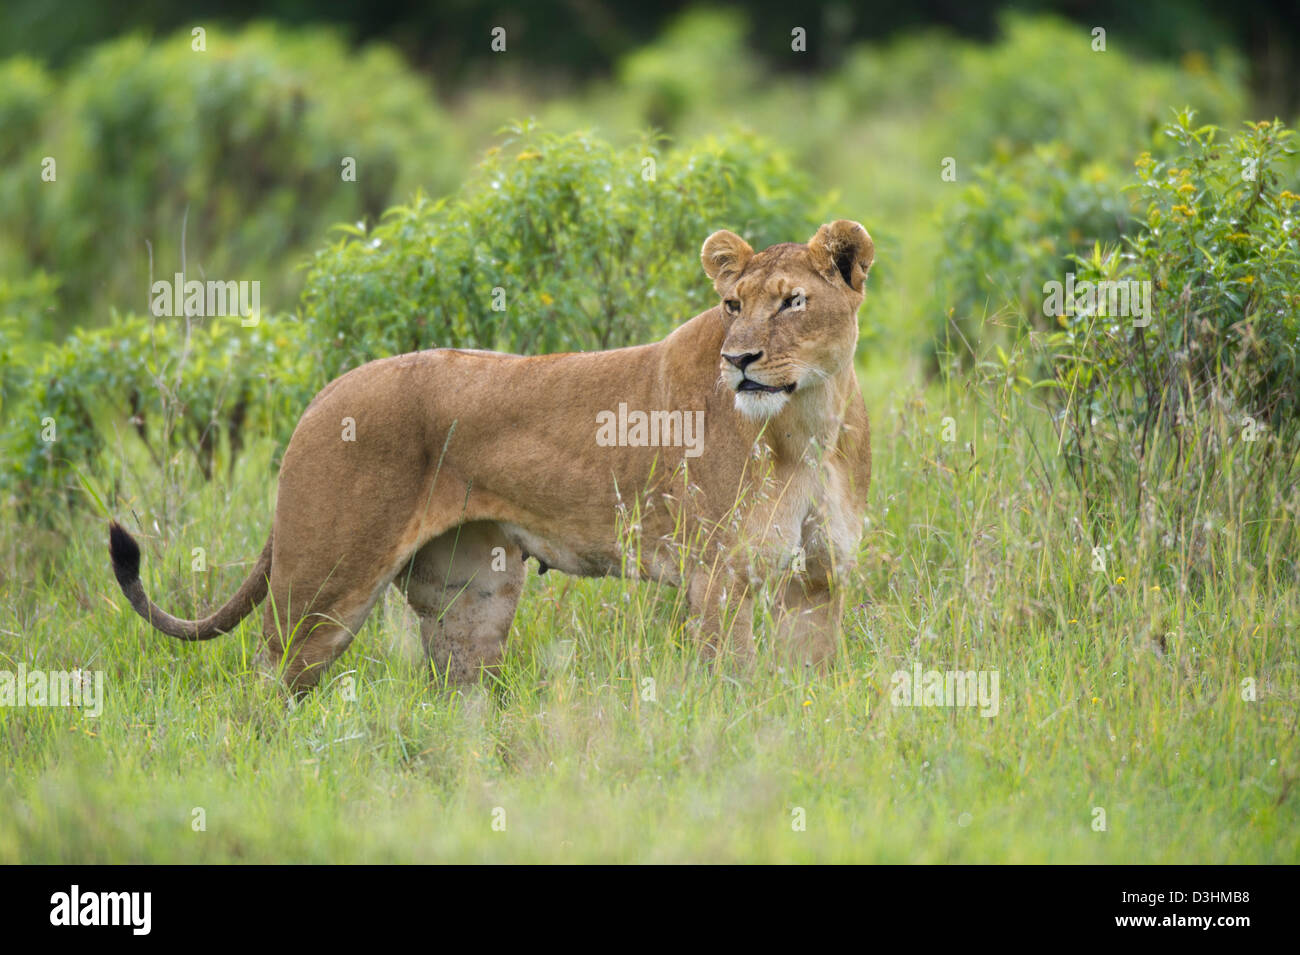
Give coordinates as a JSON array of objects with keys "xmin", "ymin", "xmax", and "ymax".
[
  {"xmin": 616, "ymin": 8, "xmax": 755, "ymax": 131},
  {"xmin": 1043, "ymin": 112, "xmax": 1300, "ymax": 525},
  {"xmin": 0, "ymin": 59, "xmax": 57, "ymax": 334},
  {"xmin": 934, "ymin": 143, "xmax": 1134, "ymax": 363},
  {"xmin": 848, "ymin": 14, "xmax": 1249, "ymax": 366},
  {"xmin": 834, "ymin": 30, "xmax": 961, "ymax": 114},
  {"xmin": 1, "ymin": 312, "xmax": 316, "ymax": 513},
  {"xmin": 940, "ymin": 14, "xmax": 1245, "ymax": 165},
  {"xmin": 0, "ymin": 24, "xmax": 465, "ymax": 335},
  {"xmin": 300, "ymin": 123, "xmax": 821, "ymax": 373},
  {"xmin": 925, "ymin": 15, "xmax": 1248, "ymax": 361}
]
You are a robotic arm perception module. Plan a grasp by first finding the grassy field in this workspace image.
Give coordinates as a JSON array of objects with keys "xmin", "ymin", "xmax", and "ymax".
[
  {"xmin": 0, "ymin": 10, "xmax": 1295, "ymax": 865},
  {"xmin": 1, "ymin": 348, "xmax": 1295, "ymax": 864}
]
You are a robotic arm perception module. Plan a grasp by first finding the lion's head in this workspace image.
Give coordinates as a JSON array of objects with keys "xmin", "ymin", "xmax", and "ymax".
[{"xmin": 701, "ymin": 219, "xmax": 874, "ymax": 420}]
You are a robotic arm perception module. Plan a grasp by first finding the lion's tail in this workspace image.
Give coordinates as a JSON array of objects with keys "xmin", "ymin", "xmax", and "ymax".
[{"xmin": 108, "ymin": 521, "xmax": 272, "ymax": 641}]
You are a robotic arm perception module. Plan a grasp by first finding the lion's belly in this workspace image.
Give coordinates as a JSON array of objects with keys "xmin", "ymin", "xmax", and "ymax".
[
  {"xmin": 499, "ymin": 522, "xmax": 619, "ymax": 578},
  {"xmin": 498, "ymin": 520, "xmax": 686, "ymax": 587}
]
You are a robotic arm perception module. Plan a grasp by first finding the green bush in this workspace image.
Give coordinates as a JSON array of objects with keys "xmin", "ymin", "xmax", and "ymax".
[
  {"xmin": 927, "ymin": 15, "xmax": 1249, "ymax": 364},
  {"xmin": 834, "ymin": 30, "xmax": 961, "ymax": 114},
  {"xmin": 0, "ymin": 24, "xmax": 465, "ymax": 336},
  {"xmin": 300, "ymin": 123, "xmax": 821, "ymax": 372},
  {"xmin": 1043, "ymin": 112, "xmax": 1300, "ymax": 520},
  {"xmin": 616, "ymin": 8, "xmax": 755, "ymax": 131},
  {"xmin": 1, "ymin": 312, "xmax": 316, "ymax": 513},
  {"xmin": 0, "ymin": 57, "xmax": 54, "ymax": 274},
  {"xmin": 940, "ymin": 14, "xmax": 1245, "ymax": 165},
  {"xmin": 934, "ymin": 143, "xmax": 1134, "ymax": 363}
]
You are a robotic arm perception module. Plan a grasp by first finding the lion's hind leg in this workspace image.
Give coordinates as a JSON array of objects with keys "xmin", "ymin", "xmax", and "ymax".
[
  {"xmin": 259, "ymin": 561, "xmax": 391, "ymax": 695},
  {"xmin": 398, "ymin": 521, "xmax": 525, "ymax": 684}
]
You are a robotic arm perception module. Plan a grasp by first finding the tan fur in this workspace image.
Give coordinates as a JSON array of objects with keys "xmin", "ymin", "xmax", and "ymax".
[{"xmin": 110, "ymin": 221, "xmax": 875, "ymax": 690}]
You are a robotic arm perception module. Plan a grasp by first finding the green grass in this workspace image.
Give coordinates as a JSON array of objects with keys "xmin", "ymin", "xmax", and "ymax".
[
  {"xmin": 1, "ymin": 353, "xmax": 1295, "ymax": 863},
  {"xmin": 0, "ymin": 7, "xmax": 1292, "ymax": 864}
]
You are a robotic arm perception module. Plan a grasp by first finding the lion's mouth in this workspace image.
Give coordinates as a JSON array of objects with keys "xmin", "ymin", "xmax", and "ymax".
[{"xmin": 737, "ymin": 378, "xmax": 796, "ymax": 394}]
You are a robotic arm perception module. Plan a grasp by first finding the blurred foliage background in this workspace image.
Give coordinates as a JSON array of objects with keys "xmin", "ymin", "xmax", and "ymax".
[{"xmin": 3, "ymin": 1, "xmax": 1296, "ymax": 113}]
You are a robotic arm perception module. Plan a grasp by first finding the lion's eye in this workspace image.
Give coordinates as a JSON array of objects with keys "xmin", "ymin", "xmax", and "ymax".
[
  {"xmin": 780, "ymin": 296, "xmax": 796, "ymax": 311},
  {"xmin": 725, "ymin": 300, "xmax": 741, "ymax": 314}
]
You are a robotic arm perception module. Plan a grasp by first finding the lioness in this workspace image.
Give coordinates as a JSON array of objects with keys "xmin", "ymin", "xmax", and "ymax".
[{"xmin": 109, "ymin": 220, "xmax": 874, "ymax": 690}]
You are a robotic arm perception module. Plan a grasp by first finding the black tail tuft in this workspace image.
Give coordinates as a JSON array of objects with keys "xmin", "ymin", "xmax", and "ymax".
[{"xmin": 108, "ymin": 521, "xmax": 141, "ymax": 591}]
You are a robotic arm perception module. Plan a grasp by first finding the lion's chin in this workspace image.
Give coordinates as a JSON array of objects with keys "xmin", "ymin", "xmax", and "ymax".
[{"xmin": 734, "ymin": 388, "xmax": 791, "ymax": 420}]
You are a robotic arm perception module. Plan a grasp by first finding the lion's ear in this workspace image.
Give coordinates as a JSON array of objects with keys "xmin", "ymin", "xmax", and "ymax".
[
  {"xmin": 808, "ymin": 220, "xmax": 874, "ymax": 293},
  {"xmin": 701, "ymin": 230, "xmax": 754, "ymax": 293}
]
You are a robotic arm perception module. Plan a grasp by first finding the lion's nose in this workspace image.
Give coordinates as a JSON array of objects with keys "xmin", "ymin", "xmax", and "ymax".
[{"xmin": 722, "ymin": 351, "xmax": 762, "ymax": 371}]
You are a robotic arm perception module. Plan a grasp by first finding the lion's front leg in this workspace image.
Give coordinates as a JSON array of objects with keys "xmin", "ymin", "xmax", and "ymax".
[
  {"xmin": 772, "ymin": 576, "xmax": 845, "ymax": 668},
  {"xmin": 769, "ymin": 498, "xmax": 858, "ymax": 668},
  {"xmin": 686, "ymin": 564, "xmax": 755, "ymax": 667}
]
